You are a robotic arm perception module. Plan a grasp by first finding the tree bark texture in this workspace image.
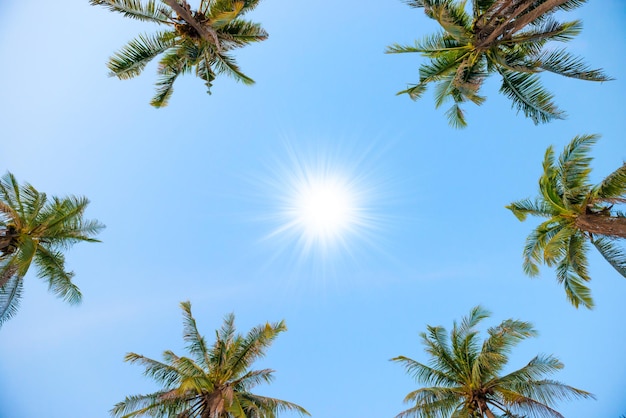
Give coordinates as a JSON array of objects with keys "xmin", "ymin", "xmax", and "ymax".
[
  {"xmin": 162, "ymin": 0, "xmax": 222, "ymax": 51},
  {"xmin": 476, "ymin": 0, "xmax": 572, "ymax": 47},
  {"xmin": 576, "ymin": 214, "xmax": 626, "ymax": 239}
]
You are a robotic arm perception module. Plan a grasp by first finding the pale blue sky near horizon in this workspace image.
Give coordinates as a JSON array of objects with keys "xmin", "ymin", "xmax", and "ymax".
[{"xmin": 1, "ymin": 1, "xmax": 626, "ymax": 417}]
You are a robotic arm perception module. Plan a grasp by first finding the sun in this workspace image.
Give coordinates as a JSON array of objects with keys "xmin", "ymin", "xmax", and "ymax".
[
  {"xmin": 261, "ymin": 140, "xmax": 381, "ymax": 265},
  {"xmin": 290, "ymin": 172, "xmax": 358, "ymax": 249}
]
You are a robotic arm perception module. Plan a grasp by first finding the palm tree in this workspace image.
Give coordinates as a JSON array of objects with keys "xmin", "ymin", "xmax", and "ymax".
[
  {"xmin": 386, "ymin": 0, "xmax": 611, "ymax": 128},
  {"xmin": 90, "ymin": 0, "xmax": 268, "ymax": 107},
  {"xmin": 508, "ymin": 134, "xmax": 626, "ymax": 309},
  {"xmin": 112, "ymin": 301, "xmax": 310, "ymax": 417},
  {"xmin": 392, "ymin": 305, "xmax": 594, "ymax": 418},
  {"xmin": 0, "ymin": 172, "xmax": 104, "ymax": 326}
]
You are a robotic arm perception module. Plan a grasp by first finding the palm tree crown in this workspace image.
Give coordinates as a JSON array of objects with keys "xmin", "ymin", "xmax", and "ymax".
[
  {"xmin": 0, "ymin": 172, "xmax": 104, "ymax": 326},
  {"xmin": 508, "ymin": 134, "xmax": 626, "ymax": 309},
  {"xmin": 91, "ymin": 0, "xmax": 268, "ymax": 107},
  {"xmin": 386, "ymin": 0, "xmax": 611, "ymax": 128},
  {"xmin": 112, "ymin": 301, "xmax": 310, "ymax": 417},
  {"xmin": 393, "ymin": 305, "xmax": 594, "ymax": 417}
]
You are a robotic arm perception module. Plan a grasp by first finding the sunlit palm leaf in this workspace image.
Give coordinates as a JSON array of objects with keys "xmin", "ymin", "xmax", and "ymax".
[
  {"xmin": 35, "ymin": 246, "xmax": 82, "ymax": 304},
  {"xmin": 538, "ymin": 48, "xmax": 613, "ymax": 81},
  {"xmin": 592, "ymin": 163, "xmax": 626, "ymax": 200},
  {"xmin": 393, "ymin": 307, "xmax": 591, "ymax": 417},
  {"xmin": 0, "ymin": 273, "xmax": 22, "ymax": 326},
  {"xmin": 592, "ymin": 237, "xmax": 626, "ymax": 278},
  {"xmin": 109, "ymin": 32, "xmax": 178, "ymax": 79},
  {"xmin": 89, "ymin": 0, "xmax": 172, "ymax": 23},
  {"xmin": 112, "ymin": 302, "xmax": 309, "ymax": 417},
  {"xmin": 214, "ymin": 52, "xmax": 255, "ymax": 84},
  {"xmin": 498, "ymin": 68, "xmax": 564, "ymax": 124}
]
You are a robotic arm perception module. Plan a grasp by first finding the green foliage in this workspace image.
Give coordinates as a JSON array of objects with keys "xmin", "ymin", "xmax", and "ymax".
[
  {"xmin": 392, "ymin": 306, "xmax": 594, "ymax": 417},
  {"xmin": 112, "ymin": 302, "xmax": 310, "ymax": 417},
  {"xmin": 387, "ymin": 0, "xmax": 611, "ymax": 127},
  {"xmin": 91, "ymin": 0, "xmax": 268, "ymax": 107},
  {"xmin": 0, "ymin": 172, "xmax": 104, "ymax": 326},
  {"xmin": 508, "ymin": 135, "xmax": 626, "ymax": 309}
]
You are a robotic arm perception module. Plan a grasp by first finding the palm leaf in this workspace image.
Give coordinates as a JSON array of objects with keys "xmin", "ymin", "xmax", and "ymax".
[
  {"xmin": 213, "ymin": 52, "xmax": 255, "ymax": 84},
  {"xmin": 557, "ymin": 134, "xmax": 597, "ymax": 207},
  {"xmin": 427, "ymin": 0, "xmax": 471, "ymax": 42},
  {"xmin": 0, "ymin": 273, "xmax": 22, "ymax": 326},
  {"xmin": 507, "ymin": 198, "xmax": 557, "ymax": 221},
  {"xmin": 592, "ymin": 163, "xmax": 626, "ymax": 200},
  {"xmin": 498, "ymin": 68, "xmax": 564, "ymax": 124},
  {"xmin": 538, "ymin": 48, "xmax": 612, "ymax": 81},
  {"xmin": 513, "ymin": 18, "xmax": 582, "ymax": 45},
  {"xmin": 180, "ymin": 301, "xmax": 211, "ymax": 369},
  {"xmin": 522, "ymin": 220, "xmax": 565, "ymax": 276},
  {"xmin": 555, "ymin": 239, "xmax": 593, "ymax": 309},
  {"xmin": 151, "ymin": 49, "xmax": 191, "ymax": 107},
  {"xmin": 392, "ymin": 356, "xmax": 458, "ymax": 387},
  {"xmin": 124, "ymin": 352, "xmax": 182, "ymax": 387},
  {"xmin": 220, "ymin": 20, "xmax": 268, "ymax": 47},
  {"xmin": 209, "ymin": 1, "xmax": 244, "ymax": 29},
  {"xmin": 108, "ymin": 31, "xmax": 178, "ymax": 79},
  {"xmin": 90, "ymin": 0, "xmax": 172, "ymax": 23},
  {"xmin": 592, "ymin": 237, "xmax": 626, "ymax": 278},
  {"xmin": 34, "ymin": 246, "xmax": 82, "ymax": 304},
  {"xmin": 229, "ymin": 320, "xmax": 285, "ymax": 377}
]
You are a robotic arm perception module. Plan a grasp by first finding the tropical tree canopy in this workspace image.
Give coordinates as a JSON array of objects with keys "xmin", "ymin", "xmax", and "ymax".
[
  {"xmin": 112, "ymin": 301, "xmax": 310, "ymax": 418},
  {"xmin": 90, "ymin": 0, "xmax": 268, "ymax": 107},
  {"xmin": 386, "ymin": 0, "xmax": 611, "ymax": 128},
  {"xmin": 508, "ymin": 134, "xmax": 626, "ymax": 309},
  {"xmin": 392, "ymin": 305, "xmax": 594, "ymax": 417},
  {"xmin": 0, "ymin": 172, "xmax": 104, "ymax": 326}
]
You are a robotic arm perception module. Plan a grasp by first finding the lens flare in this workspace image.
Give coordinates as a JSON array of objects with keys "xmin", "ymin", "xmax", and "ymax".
[{"xmin": 261, "ymin": 140, "xmax": 383, "ymax": 268}]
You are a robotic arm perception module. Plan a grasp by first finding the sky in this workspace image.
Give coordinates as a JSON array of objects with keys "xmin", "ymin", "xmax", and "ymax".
[{"xmin": 1, "ymin": 0, "xmax": 625, "ymax": 417}]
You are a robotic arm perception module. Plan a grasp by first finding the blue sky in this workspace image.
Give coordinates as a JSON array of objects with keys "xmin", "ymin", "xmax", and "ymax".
[{"xmin": 1, "ymin": 0, "xmax": 626, "ymax": 417}]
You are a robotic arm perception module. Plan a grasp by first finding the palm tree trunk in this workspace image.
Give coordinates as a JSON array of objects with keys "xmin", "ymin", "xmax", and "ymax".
[
  {"xmin": 476, "ymin": 0, "xmax": 572, "ymax": 47},
  {"xmin": 482, "ymin": 405, "xmax": 497, "ymax": 418},
  {"xmin": 162, "ymin": 0, "xmax": 222, "ymax": 51},
  {"xmin": 0, "ymin": 227, "xmax": 17, "ymax": 254},
  {"xmin": 576, "ymin": 214, "xmax": 626, "ymax": 239}
]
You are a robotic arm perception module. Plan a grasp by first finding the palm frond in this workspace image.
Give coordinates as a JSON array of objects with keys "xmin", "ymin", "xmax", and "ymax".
[
  {"xmin": 556, "ymin": 134, "xmax": 597, "ymax": 207},
  {"xmin": 0, "ymin": 273, "xmax": 22, "ymax": 327},
  {"xmin": 237, "ymin": 392, "xmax": 311, "ymax": 416},
  {"xmin": 34, "ymin": 246, "xmax": 82, "ymax": 305},
  {"xmin": 0, "ymin": 172, "xmax": 26, "ymax": 221},
  {"xmin": 90, "ymin": 0, "xmax": 172, "ymax": 23},
  {"xmin": 392, "ymin": 356, "xmax": 458, "ymax": 387},
  {"xmin": 208, "ymin": 1, "xmax": 244, "ymax": 29},
  {"xmin": 213, "ymin": 52, "xmax": 255, "ymax": 84},
  {"xmin": 593, "ymin": 163, "xmax": 626, "ymax": 200},
  {"xmin": 498, "ymin": 68, "xmax": 564, "ymax": 124},
  {"xmin": 521, "ymin": 220, "xmax": 566, "ymax": 276},
  {"xmin": 179, "ymin": 301, "xmax": 211, "ymax": 369},
  {"xmin": 386, "ymin": 33, "xmax": 466, "ymax": 56},
  {"xmin": 505, "ymin": 378, "xmax": 595, "ymax": 406},
  {"xmin": 221, "ymin": 20, "xmax": 268, "ymax": 48},
  {"xmin": 555, "ymin": 236, "xmax": 593, "ymax": 309},
  {"xmin": 513, "ymin": 18, "xmax": 582, "ymax": 45},
  {"xmin": 427, "ymin": 0, "xmax": 472, "ymax": 42},
  {"xmin": 421, "ymin": 325, "xmax": 462, "ymax": 378},
  {"xmin": 592, "ymin": 237, "xmax": 626, "ymax": 278},
  {"xmin": 229, "ymin": 320, "xmax": 286, "ymax": 377},
  {"xmin": 108, "ymin": 31, "xmax": 178, "ymax": 79},
  {"xmin": 150, "ymin": 48, "xmax": 191, "ymax": 107},
  {"xmin": 396, "ymin": 386, "xmax": 461, "ymax": 418},
  {"xmin": 444, "ymin": 103, "xmax": 467, "ymax": 128},
  {"xmin": 124, "ymin": 352, "xmax": 182, "ymax": 387},
  {"xmin": 538, "ymin": 48, "xmax": 612, "ymax": 81},
  {"xmin": 507, "ymin": 198, "xmax": 557, "ymax": 221}
]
